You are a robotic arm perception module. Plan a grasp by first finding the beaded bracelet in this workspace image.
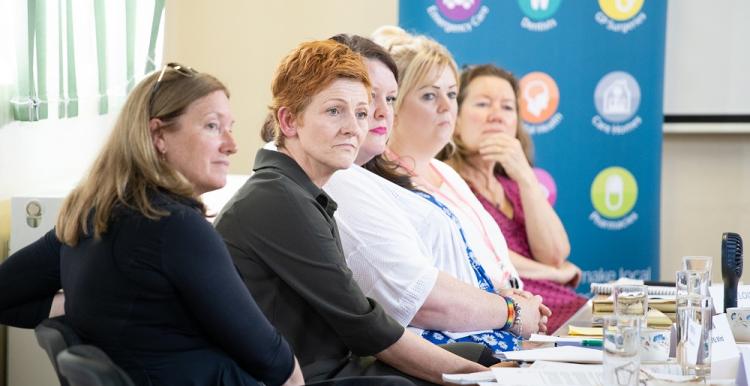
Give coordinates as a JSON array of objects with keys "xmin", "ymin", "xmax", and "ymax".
[{"xmin": 502, "ymin": 296, "xmax": 516, "ymax": 330}]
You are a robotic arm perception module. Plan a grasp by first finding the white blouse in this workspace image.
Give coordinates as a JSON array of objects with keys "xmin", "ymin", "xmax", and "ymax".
[
  {"xmin": 324, "ymin": 164, "xmax": 479, "ymax": 326},
  {"xmin": 430, "ymin": 159, "xmax": 522, "ymax": 289}
]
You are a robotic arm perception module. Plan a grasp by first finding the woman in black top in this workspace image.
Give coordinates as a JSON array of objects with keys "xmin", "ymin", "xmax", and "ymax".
[
  {"xmin": 0, "ymin": 64, "xmax": 303, "ymax": 386},
  {"xmin": 215, "ymin": 40, "xmax": 488, "ymax": 386}
]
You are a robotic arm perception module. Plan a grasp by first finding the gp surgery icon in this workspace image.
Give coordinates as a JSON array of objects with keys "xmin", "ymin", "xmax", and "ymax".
[
  {"xmin": 518, "ymin": 0, "xmax": 561, "ymax": 32},
  {"xmin": 593, "ymin": 71, "xmax": 642, "ymax": 135},
  {"xmin": 590, "ymin": 167, "xmax": 639, "ymax": 230},
  {"xmin": 428, "ymin": 0, "xmax": 489, "ymax": 33},
  {"xmin": 595, "ymin": 0, "xmax": 646, "ymax": 34},
  {"xmin": 520, "ymin": 72, "xmax": 563, "ymax": 135},
  {"xmin": 599, "ymin": 0, "xmax": 643, "ymax": 20}
]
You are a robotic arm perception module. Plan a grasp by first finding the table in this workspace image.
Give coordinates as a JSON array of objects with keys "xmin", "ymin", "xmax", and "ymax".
[{"xmin": 553, "ymin": 298, "xmax": 593, "ymax": 336}]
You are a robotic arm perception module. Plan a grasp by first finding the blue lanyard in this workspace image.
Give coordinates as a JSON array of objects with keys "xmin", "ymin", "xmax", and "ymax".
[{"xmin": 414, "ymin": 191, "xmax": 497, "ymax": 294}]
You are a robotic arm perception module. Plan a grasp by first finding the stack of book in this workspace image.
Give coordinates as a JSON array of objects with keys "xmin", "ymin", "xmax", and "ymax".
[{"xmin": 589, "ymin": 282, "xmax": 676, "ymax": 328}]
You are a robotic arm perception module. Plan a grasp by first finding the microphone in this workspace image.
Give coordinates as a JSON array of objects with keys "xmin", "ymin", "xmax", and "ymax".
[{"xmin": 722, "ymin": 232, "xmax": 743, "ymax": 310}]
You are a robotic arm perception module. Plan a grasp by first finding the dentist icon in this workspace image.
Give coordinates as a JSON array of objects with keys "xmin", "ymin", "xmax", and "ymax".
[{"xmin": 530, "ymin": 0, "xmax": 550, "ymax": 11}]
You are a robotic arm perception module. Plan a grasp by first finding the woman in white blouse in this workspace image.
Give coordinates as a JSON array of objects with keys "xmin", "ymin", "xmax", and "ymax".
[{"xmin": 319, "ymin": 30, "xmax": 550, "ymax": 354}]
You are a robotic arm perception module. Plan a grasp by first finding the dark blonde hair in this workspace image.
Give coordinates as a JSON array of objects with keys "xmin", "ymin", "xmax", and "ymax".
[
  {"xmin": 329, "ymin": 33, "xmax": 414, "ymax": 190},
  {"xmin": 438, "ymin": 64, "xmax": 534, "ymax": 176},
  {"xmin": 371, "ymin": 26, "xmax": 458, "ymax": 115},
  {"xmin": 56, "ymin": 67, "xmax": 228, "ymax": 246},
  {"xmin": 268, "ymin": 39, "xmax": 371, "ymax": 146}
]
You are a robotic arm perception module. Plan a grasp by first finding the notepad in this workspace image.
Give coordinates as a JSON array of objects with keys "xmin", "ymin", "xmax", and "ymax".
[
  {"xmin": 497, "ymin": 346, "xmax": 603, "ymax": 364},
  {"xmin": 589, "ymin": 282, "xmax": 675, "ymax": 296}
]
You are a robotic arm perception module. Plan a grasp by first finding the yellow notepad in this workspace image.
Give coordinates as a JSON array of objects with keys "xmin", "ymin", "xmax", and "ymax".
[{"xmin": 568, "ymin": 325, "xmax": 602, "ymax": 337}]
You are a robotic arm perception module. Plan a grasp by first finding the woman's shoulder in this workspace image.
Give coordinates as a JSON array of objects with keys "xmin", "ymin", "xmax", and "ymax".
[{"xmin": 430, "ymin": 159, "xmax": 478, "ymax": 198}]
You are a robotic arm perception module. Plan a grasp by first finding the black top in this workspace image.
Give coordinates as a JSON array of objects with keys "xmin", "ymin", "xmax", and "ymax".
[
  {"xmin": 0, "ymin": 193, "xmax": 294, "ymax": 386},
  {"xmin": 214, "ymin": 149, "xmax": 404, "ymax": 380}
]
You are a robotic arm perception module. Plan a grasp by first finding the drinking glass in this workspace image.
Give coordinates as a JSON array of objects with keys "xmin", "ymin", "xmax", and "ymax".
[
  {"xmin": 682, "ymin": 256, "xmax": 712, "ymax": 273},
  {"xmin": 675, "ymin": 270, "xmax": 711, "ymax": 345},
  {"xmin": 676, "ymin": 296, "xmax": 713, "ymax": 380},
  {"xmin": 603, "ymin": 315, "xmax": 641, "ymax": 386},
  {"xmin": 613, "ymin": 284, "xmax": 648, "ymax": 320}
]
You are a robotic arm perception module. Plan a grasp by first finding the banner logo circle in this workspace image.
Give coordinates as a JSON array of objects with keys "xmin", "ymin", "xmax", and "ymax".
[
  {"xmin": 436, "ymin": 0, "xmax": 483, "ymax": 21},
  {"xmin": 598, "ymin": 0, "xmax": 644, "ymax": 21},
  {"xmin": 520, "ymin": 72, "xmax": 560, "ymax": 124},
  {"xmin": 591, "ymin": 167, "xmax": 638, "ymax": 219},
  {"xmin": 594, "ymin": 71, "xmax": 641, "ymax": 123},
  {"xmin": 518, "ymin": 0, "xmax": 562, "ymax": 21}
]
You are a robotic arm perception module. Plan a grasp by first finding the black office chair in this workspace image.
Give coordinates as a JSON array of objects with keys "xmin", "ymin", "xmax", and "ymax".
[
  {"xmin": 34, "ymin": 316, "xmax": 82, "ymax": 386},
  {"xmin": 57, "ymin": 345, "xmax": 135, "ymax": 386}
]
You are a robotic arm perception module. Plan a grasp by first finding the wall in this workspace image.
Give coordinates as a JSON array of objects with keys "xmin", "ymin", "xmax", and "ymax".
[
  {"xmin": 660, "ymin": 133, "xmax": 750, "ymax": 283},
  {"xmin": 0, "ymin": 3, "xmax": 398, "ymax": 385},
  {"xmin": 659, "ymin": 0, "xmax": 750, "ymax": 281},
  {"xmin": 163, "ymin": 0, "xmax": 399, "ymax": 175},
  {"xmin": 0, "ymin": 0, "xmax": 748, "ymax": 384}
]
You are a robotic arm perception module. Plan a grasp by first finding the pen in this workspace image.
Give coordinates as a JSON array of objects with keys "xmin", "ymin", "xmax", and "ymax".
[{"xmin": 581, "ymin": 339, "xmax": 603, "ymax": 347}]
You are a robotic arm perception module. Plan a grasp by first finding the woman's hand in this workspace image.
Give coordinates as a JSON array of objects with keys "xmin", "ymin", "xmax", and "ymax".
[
  {"xmin": 478, "ymin": 132, "xmax": 534, "ymax": 185},
  {"xmin": 556, "ymin": 261, "xmax": 582, "ymax": 288},
  {"xmin": 500, "ymin": 288, "xmax": 552, "ymax": 335},
  {"xmin": 281, "ymin": 357, "xmax": 304, "ymax": 386},
  {"xmin": 506, "ymin": 293, "xmax": 546, "ymax": 338}
]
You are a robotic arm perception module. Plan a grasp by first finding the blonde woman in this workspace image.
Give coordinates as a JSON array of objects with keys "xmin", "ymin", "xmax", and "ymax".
[
  {"xmin": 375, "ymin": 27, "xmax": 550, "ymax": 351},
  {"xmin": 0, "ymin": 64, "xmax": 303, "ymax": 386}
]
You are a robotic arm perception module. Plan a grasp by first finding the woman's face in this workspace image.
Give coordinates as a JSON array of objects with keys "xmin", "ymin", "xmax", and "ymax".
[
  {"xmin": 158, "ymin": 90, "xmax": 237, "ymax": 195},
  {"xmin": 395, "ymin": 65, "xmax": 458, "ymax": 154},
  {"xmin": 355, "ymin": 59, "xmax": 398, "ymax": 165},
  {"xmin": 294, "ymin": 78, "xmax": 370, "ymax": 176},
  {"xmin": 455, "ymin": 75, "xmax": 518, "ymax": 151}
]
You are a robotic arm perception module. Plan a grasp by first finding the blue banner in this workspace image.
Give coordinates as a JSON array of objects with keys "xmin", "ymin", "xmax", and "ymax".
[{"xmin": 399, "ymin": 0, "xmax": 667, "ymax": 291}]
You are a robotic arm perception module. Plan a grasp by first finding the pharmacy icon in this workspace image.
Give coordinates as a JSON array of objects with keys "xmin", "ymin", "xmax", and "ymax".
[{"xmin": 605, "ymin": 174, "xmax": 624, "ymax": 211}]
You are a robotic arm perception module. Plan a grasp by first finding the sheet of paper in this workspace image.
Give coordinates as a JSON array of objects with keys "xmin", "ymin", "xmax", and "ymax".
[
  {"xmin": 528, "ymin": 334, "xmax": 586, "ymax": 343},
  {"xmin": 737, "ymin": 347, "xmax": 750, "ymax": 386},
  {"xmin": 528, "ymin": 361, "xmax": 600, "ymax": 370},
  {"xmin": 712, "ymin": 313, "xmax": 740, "ymax": 362},
  {"xmin": 491, "ymin": 367, "xmax": 602, "ymax": 386},
  {"xmin": 568, "ymin": 325, "xmax": 603, "ymax": 337},
  {"xmin": 442, "ymin": 371, "xmax": 495, "ymax": 384},
  {"xmin": 497, "ymin": 346, "xmax": 603, "ymax": 364},
  {"xmin": 711, "ymin": 282, "xmax": 750, "ymax": 313}
]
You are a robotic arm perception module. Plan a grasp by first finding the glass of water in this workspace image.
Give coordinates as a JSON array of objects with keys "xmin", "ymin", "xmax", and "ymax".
[
  {"xmin": 677, "ymin": 296, "xmax": 713, "ymax": 380},
  {"xmin": 682, "ymin": 256, "xmax": 712, "ymax": 273},
  {"xmin": 613, "ymin": 284, "xmax": 648, "ymax": 320},
  {"xmin": 675, "ymin": 269, "xmax": 711, "ymax": 347},
  {"xmin": 603, "ymin": 315, "xmax": 641, "ymax": 386}
]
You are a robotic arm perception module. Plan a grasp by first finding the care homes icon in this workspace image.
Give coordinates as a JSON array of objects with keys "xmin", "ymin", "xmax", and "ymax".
[{"xmin": 603, "ymin": 79, "xmax": 632, "ymax": 116}]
